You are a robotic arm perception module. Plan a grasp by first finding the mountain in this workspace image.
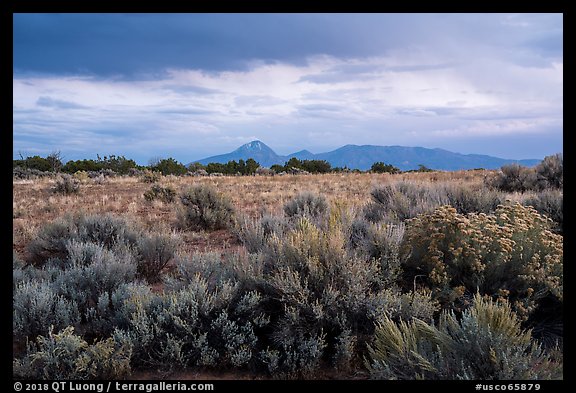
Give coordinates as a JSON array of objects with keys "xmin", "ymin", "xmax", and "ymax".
[
  {"xmin": 311, "ymin": 145, "xmax": 540, "ymax": 171},
  {"xmin": 196, "ymin": 140, "xmax": 283, "ymax": 167},
  {"xmin": 192, "ymin": 140, "xmax": 540, "ymax": 171},
  {"xmin": 286, "ymin": 149, "xmax": 316, "ymax": 161}
]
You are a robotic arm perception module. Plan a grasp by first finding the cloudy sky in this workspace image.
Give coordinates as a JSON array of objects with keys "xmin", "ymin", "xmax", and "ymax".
[{"xmin": 13, "ymin": 13, "xmax": 562, "ymax": 164}]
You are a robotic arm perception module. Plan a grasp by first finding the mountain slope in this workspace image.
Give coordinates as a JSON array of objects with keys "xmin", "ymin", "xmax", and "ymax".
[
  {"xmin": 192, "ymin": 140, "xmax": 540, "ymax": 171},
  {"xmin": 286, "ymin": 149, "xmax": 316, "ymax": 161},
  {"xmin": 313, "ymin": 145, "xmax": 539, "ymax": 171},
  {"xmin": 196, "ymin": 141, "xmax": 284, "ymax": 167}
]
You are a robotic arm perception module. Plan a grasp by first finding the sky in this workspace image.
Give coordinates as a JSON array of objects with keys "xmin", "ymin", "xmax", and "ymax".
[{"xmin": 13, "ymin": 13, "xmax": 563, "ymax": 164}]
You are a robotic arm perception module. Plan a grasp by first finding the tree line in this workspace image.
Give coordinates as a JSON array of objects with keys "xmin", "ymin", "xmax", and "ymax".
[{"xmin": 14, "ymin": 152, "xmax": 425, "ymax": 176}]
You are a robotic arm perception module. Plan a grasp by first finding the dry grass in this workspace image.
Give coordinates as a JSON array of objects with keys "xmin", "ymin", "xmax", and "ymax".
[{"xmin": 13, "ymin": 171, "xmax": 489, "ymax": 259}]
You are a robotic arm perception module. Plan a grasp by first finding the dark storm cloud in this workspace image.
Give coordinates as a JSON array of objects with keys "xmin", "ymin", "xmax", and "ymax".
[
  {"xmin": 13, "ymin": 13, "xmax": 397, "ymax": 76},
  {"xmin": 14, "ymin": 14, "xmax": 563, "ymax": 78}
]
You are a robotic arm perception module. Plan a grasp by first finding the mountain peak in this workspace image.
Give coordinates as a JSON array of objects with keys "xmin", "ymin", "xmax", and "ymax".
[
  {"xmin": 195, "ymin": 140, "xmax": 281, "ymax": 167},
  {"xmin": 238, "ymin": 140, "xmax": 270, "ymax": 152}
]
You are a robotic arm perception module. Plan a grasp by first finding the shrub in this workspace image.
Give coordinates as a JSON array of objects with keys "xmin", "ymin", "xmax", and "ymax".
[
  {"xmin": 535, "ymin": 153, "xmax": 563, "ymax": 189},
  {"xmin": 365, "ymin": 182, "xmax": 504, "ymax": 224},
  {"xmin": 400, "ymin": 204, "xmax": 563, "ymax": 321},
  {"xmin": 13, "ymin": 251, "xmax": 23, "ymax": 269},
  {"xmin": 235, "ymin": 216, "xmax": 268, "ymax": 254},
  {"xmin": 140, "ymin": 169, "xmax": 161, "ymax": 183},
  {"xmin": 73, "ymin": 170, "xmax": 90, "ymax": 183},
  {"xmin": 370, "ymin": 162, "xmax": 400, "ymax": 174},
  {"xmin": 127, "ymin": 168, "xmax": 144, "ymax": 177},
  {"xmin": 120, "ymin": 253, "xmax": 265, "ymax": 370},
  {"xmin": 21, "ymin": 214, "xmax": 181, "ymax": 339},
  {"xmin": 91, "ymin": 174, "xmax": 108, "ymax": 185},
  {"xmin": 151, "ymin": 158, "xmax": 187, "ymax": 176},
  {"xmin": 136, "ymin": 234, "xmax": 179, "ymax": 282},
  {"xmin": 143, "ymin": 184, "xmax": 176, "ymax": 203},
  {"xmin": 165, "ymin": 252, "xmax": 265, "ymax": 293},
  {"xmin": 366, "ymin": 294, "xmax": 562, "ymax": 380},
  {"xmin": 13, "ymin": 167, "xmax": 53, "ymax": 180},
  {"xmin": 365, "ymin": 182, "xmax": 444, "ymax": 222},
  {"xmin": 256, "ymin": 213, "xmax": 437, "ymax": 376},
  {"xmin": 235, "ymin": 214, "xmax": 288, "ymax": 253},
  {"xmin": 255, "ymin": 167, "xmax": 274, "ymax": 176},
  {"xmin": 522, "ymin": 189, "xmax": 563, "ymax": 233},
  {"xmin": 348, "ymin": 220, "xmax": 405, "ymax": 285},
  {"xmin": 13, "ymin": 155, "xmax": 53, "ymax": 172},
  {"xmin": 15, "ymin": 240, "xmax": 138, "ymax": 334},
  {"xmin": 178, "ymin": 185, "xmax": 235, "ymax": 230},
  {"xmin": 125, "ymin": 225, "xmax": 433, "ymax": 378},
  {"xmin": 283, "ymin": 192, "xmax": 328, "ymax": 219},
  {"xmin": 26, "ymin": 214, "xmax": 139, "ymax": 267},
  {"xmin": 488, "ymin": 163, "xmax": 537, "ymax": 192},
  {"xmin": 13, "ymin": 258, "xmax": 59, "ymax": 288},
  {"xmin": 52, "ymin": 174, "xmax": 80, "ymax": 195},
  {"xmin": 50, "ymin": 242, "xmax": 138, "ymax": 314},
  {"xmin": 442, "ymin": 183, "xmax": 503, "ymax": 214},
  {"xmin": 13, "ymin": 280, "xmax": 81, "ymax": 338},
  {"xmin": 84, "ymin": 168, "xmax": 116, "ymax": 178},
  {"xmin": 13, "ymin": 327, "xmax": 132, "ymax": 379}
]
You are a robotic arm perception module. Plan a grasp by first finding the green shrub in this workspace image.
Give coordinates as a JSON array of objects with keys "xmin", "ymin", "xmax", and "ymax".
[
  {"xmin": 13, "ymin": 155, "xmax": 53, "ymax": 172},
  {"xmin": 370, "ymin": 162, "xmax": 400, "ymax": 174},
  {"xmin": 283, "ymin": 192, "xmax": 328, "ymax": 219},
  {"xmin": 400, "ymin": 204, "xmax": 563, "ymax": 321},
  {"xmin": 52, "ymin": 174, "xmax": 80, "ymax": 195},
  {"xmin": 143, "ymin": 184, "xmax": 176, "ymax": 203},
  {"xmin": 150, "ymin": 158, "xmax": 187, "ymax": 176},
  {"xmin": 366, "ymin": 294, "xmax": 562, "ymax": 380},
  {"xmin": 178, "ymin": 185, "xmax": 235, "ymax": 230},
  {"xmin": 13, "ymin": 327, "xmax": 132, "ymax": 379}
]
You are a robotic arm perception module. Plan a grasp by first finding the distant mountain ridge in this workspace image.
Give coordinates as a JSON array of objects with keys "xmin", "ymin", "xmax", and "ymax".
[{"xmin": 192, "ymin": 140, "xmax": 540, "ymax": 171}]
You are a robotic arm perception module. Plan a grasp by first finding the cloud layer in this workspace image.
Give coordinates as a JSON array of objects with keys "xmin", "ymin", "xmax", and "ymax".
[{"xmin": 13, "ymin": 13, "xmax": 563, "ymax": 163}]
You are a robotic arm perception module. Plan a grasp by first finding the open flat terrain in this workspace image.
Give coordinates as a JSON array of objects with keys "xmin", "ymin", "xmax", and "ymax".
[{"xmin": 13, "ymin": 171, "xmax": 487, "ymax": 258}]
